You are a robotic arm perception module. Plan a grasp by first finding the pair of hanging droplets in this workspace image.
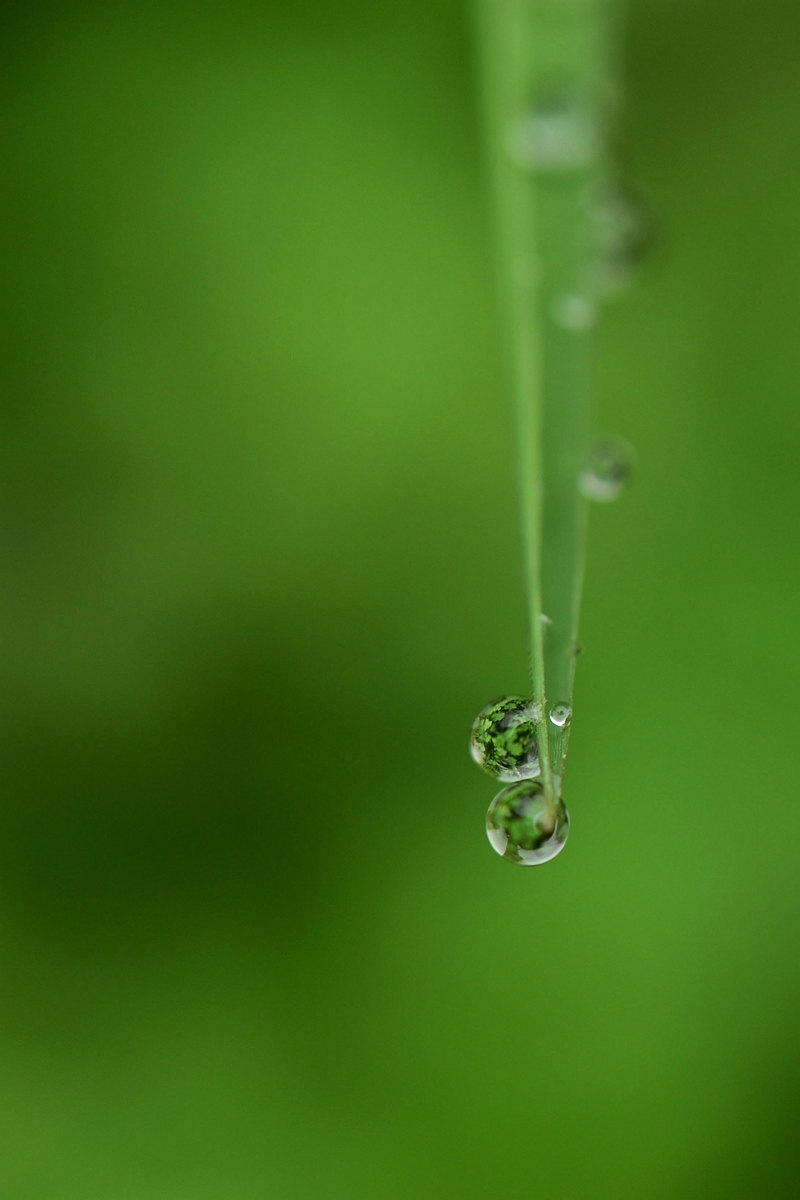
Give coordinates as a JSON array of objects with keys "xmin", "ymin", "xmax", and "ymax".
[
  {"xmin": 470, "ymin": 697, "xmax": 571, "ymax": 865},
  {"xmin": 470, "ymin": 438, "xmax": 634, "ymax": 866}
]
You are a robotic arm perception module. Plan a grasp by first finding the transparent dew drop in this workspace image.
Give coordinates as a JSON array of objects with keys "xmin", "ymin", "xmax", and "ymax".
[
  {"xmin": 470, "ymin": 696, "xmax": 541, "ymax": 782},
  {"xmin": 548, "ymin": 702, "xmax": 572, "ymax": 728},
  {"xmin": 550, "ymin": 293, "xmax": 598, "ymax": 332},
  {"xmin": 486, "ymin": 779, "xmax": 569, "ymax": 866},
  {"xmin": 506, "ymin": 96, "xmax": 600, "ymax": 173},
  {"xmin": 579, "ymin": 435, "xmax": 635, "ymax": 502}
]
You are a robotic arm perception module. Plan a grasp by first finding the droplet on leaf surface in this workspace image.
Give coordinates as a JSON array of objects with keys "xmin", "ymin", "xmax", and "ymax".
[
  {"xmin": 579, "ymin": 435, "xmax": 635, "ymax": 502},
  {"xmin": 506, "ymin": 96, "xmax": 600, "ymax": 173},
  {"xmin": 594, "ymin": 185, "xmax": 652, "ymax": 299},
  {"xmin": 548, "ymin": 702, "xmax": 572, "ymax": 728}
]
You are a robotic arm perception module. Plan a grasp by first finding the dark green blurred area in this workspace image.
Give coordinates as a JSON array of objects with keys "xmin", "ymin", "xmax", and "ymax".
[{"xmin": 2, "ymin": 0, "xmax": 800, "ymax": 1195}]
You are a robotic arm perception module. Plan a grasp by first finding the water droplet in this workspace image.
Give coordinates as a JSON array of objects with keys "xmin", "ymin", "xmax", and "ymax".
[
  {"xmin": 486, "ymin": 780, "xmax": 570, "ymax": 865},
  {"xmin": 594, "ymin": 186, "xmax": 651, "ymax": 299},
  {"xmin": 540, "ymin": 613, "xmax": 552, "ymax": 627},
  {"xmin": 470, "ymin": 696, "xmax": 541, "ymax": 782},
  {"xmin": 579, "ymin": 435, "xmax": 635, "ymax": 502},
  {"xmin": 506, "ymin": 96, "xmax": 600, "ymax": 173},
  {"xmin": 550, "ymin": 293, "xmax": 598, "ymax": 331},
  {"xmin": 548, "ymin": 702, "xmax": 572, "ymax": 728}
]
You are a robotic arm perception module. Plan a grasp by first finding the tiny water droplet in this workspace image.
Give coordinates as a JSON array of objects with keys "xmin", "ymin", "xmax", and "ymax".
[
  {"xmin": 486, "ymin": 780, "xmax": 569, "ymax": 865},
  {"xmin": 579, "ymin": 435, "xmax": 635, "ymax": 502},
  {"xmin": 470, "ymin": 697, "xmax": 541, "ymax": 782},
  {"xmin": 506, "ymin": 96, "xmax": 600, "ymax": 173},
  {"xmin": 548, "ymin": 702, "xmax": 572, "ymax": 728},
  {"xmin": 550, "ymin": 293, "xmax": 598, "ymax": 331},
  {"xmin": 540, "ymin": 613, "xmax": 552, "ymax": 627},
  {"xmin": 573, "ymin": 640, "xmax": 583, "ymax": 655}
]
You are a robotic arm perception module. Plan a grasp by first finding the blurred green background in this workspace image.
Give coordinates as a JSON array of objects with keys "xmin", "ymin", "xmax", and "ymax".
[{"xmin": 2, "ymin": 0, "xmax": 800, "ymax": 1195}]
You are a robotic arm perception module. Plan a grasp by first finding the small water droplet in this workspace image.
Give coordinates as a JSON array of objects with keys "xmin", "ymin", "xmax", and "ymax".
[
  {"xmin": 550, "ymin": 293, "xmax": 598, "ymax": 331},
  {"xmin": 470, "ymin": 696, "xmax": 541, "ymax": 782},
  {"xmin": 506, "ymin": 96, "xmax": 600, "ymax": 173},
  {"xmin": 594, "ymin": 185, "xmax": 651, "ymax": 299},
  {"xmin": 486, "ymin": 780, "xmax": 569, "ymax": 865},
  {"xmin": 579, "ymin": 435, "xmax": 635, "ymax": 502},
  {"xmin": 548, "ymin": 702, "xmax": 572, "ymax": 728},
  {"xmin": 540, "ymin": 613, "xmax": 552, "ymax": 627}
]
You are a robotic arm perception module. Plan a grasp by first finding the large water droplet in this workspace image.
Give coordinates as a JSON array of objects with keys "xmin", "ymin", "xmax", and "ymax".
[
  {"xmin": 506, "ymin": 96, "xmax": 600, "ymax": 173},
  {"xmin": 470, "ymin": 696, "xmax": 541, "ymax": 782},
  {"xmin": 579, "ymin": 435, "xmax": 635, "ymax": 502},
  {"xmin": 548, "ymin": 702, "xmax": 572, "ymax": 727},
  {"xmin": 486, "ymin": 780, "xmax": 570, "ymax": 865}
]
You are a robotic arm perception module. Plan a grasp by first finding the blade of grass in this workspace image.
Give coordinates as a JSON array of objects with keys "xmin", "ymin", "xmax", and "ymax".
[{"xmin": 473, "ymin": 0, "xmax": 612, "ymax": 806}]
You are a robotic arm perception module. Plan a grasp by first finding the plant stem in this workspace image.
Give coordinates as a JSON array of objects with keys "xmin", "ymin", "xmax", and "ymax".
[{"xmin": 473, "ymin": 0, "xmax": 610, "ymax": 806}]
